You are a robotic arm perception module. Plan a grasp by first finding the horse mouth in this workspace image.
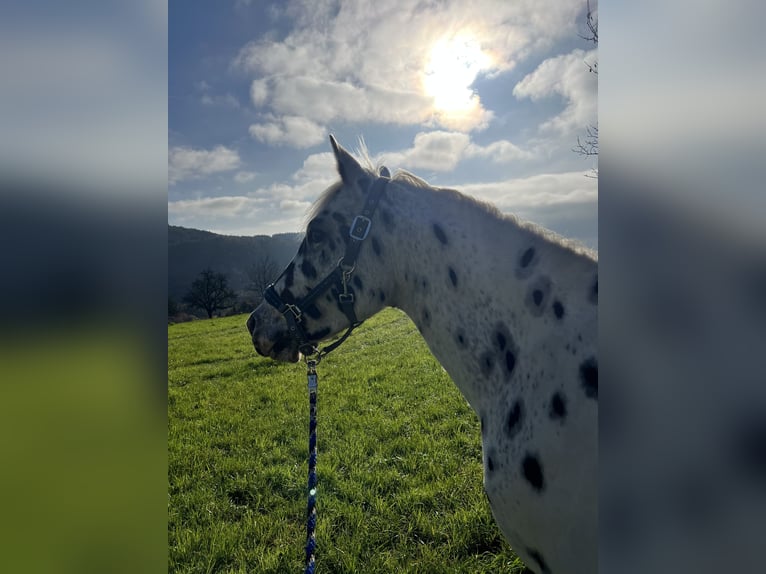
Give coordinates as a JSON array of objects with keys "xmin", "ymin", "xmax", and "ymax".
[{"xmin": 253, "ymin": 333, "xmax": 300, "ymax": 363}]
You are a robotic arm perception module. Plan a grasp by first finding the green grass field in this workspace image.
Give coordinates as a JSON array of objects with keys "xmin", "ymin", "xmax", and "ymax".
[{"xmin": 169, "ymin": 308, "xmax": 524, "ymax": 573}]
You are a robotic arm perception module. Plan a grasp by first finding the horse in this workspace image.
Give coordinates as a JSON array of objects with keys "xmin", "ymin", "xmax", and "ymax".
[{"xmin": 247, "ymin": 135, "xmax": 597, "ymax": 574}]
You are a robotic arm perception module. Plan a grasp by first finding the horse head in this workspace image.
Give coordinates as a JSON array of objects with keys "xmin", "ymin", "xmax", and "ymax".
[{"xmin": 247, "ymin": 136, "xmax": 397, "ymax": 362}]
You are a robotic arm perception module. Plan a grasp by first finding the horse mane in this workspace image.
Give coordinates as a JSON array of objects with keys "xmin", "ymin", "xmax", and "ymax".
[{"xmin": 306, "ymin": 145, "xmax": 596, "ymax": 261}]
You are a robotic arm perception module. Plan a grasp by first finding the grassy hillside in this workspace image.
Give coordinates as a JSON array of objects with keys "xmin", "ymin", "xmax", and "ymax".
[{"xmin": 169, "ymin": 308, "xmax": 523, "ymax": 573}]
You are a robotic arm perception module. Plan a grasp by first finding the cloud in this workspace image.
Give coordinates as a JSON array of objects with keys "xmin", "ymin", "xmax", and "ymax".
[
  {"xmin": 232, "ymin": 0, "xmax": 581, "ymax": 135},
  {"xmin": 513, "ymin": 48, "xmax": 598, "ymax": 134},
  {"xmin": 382, "ymin": 131, "xmax": 470, "ymax": 171},
  {"xmin": 201, "ymin": 93, "xmax": 240, "ymax": 108},
  {"xmin": 234, "ymin": 171, "xmax": 257, "ymax": 183},
  {"xmin": 375, "ymin": 130, "xmax": 533, "ymax": 172},
  {"xmin": 460, "ymin": 170, "xmax": 597, "ymax": 211},
  {"xmin": 168, "ymin": 145, "xmax": 241, "ymax": 184},
  {"xmin": 248, "ymin": 115, "xmax": 325, "ymax": 148},
  {"xmin": 250, "ymin": 78, "xmax": 269, "ymax": 106},
  {"xmin": 168, "ymin": 195, "xmax": 265, "ymax": 218},
  {"xmin": 466, "ymin": 140, "xmax": 535, "ymax": 163},
  {"xmin": 291, "ymin": 152, "xmax": 336, "ymax": 183}
]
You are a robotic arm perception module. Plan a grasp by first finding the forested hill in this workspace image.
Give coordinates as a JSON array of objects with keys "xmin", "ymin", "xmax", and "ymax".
[{"xmin": 168, "ymin": 225, "xmax": 302, "ymax": 300}]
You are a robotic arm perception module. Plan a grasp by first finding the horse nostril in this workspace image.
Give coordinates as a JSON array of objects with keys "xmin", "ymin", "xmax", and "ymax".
[{"xmin": 246, "ymin": 313, "xmax": 256, "ymax": 336}]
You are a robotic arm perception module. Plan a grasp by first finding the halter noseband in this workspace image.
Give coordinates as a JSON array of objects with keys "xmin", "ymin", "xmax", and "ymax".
[{"xmin": 264, "ymin": 168, "xmax": 390, "ymax": 359}]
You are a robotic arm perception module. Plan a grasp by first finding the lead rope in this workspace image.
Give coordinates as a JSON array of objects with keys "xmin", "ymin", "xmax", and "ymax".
[{"xmin": 304, "ymin": 358, "xmax": 319, "ymax": 574}]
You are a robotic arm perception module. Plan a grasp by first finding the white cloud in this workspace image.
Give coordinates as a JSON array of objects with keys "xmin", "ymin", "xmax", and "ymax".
[
  {"xmin": 168, "ymin": 195, "xmax": 265, "ymax": 218},
  {"xmin": 232, "ymin": 0, "xmax": 581, "ymax": 135},
  {"xmin": 382, "ymin": 131, "xmax": 470, "ymax": 171},
  {"xmin": 375, "ymin": 130, "xmax": 533, "ymax": 172},
  {"xmin": 250, "ymin": 78, "xmax": 269, "ymax": 107},
  {"xmin": 249, "ymin": 115, "xmax": 325, "ymax": 148},
  {"xmin": 513, "ymin": 48, "xmax": 598, "ymax": 134},
  {"xmin": 466, "ymin": 140, "xmax": 535, "ymax": 163},
  {"xmin": 234, "ymin": 171, "xmax": 257, "ymax": 183},
  {"xmin": 168, "ymin": 145, "xmax": 241, "ymax": 184},
  {"xmin": 291, "ymin": 152, "xmax": 336, "ymax": 182},
  {"xmin": 201, "ymin": 92, "xmax": 240, "ymax": 108},
  {"xmin": 279, "ymin": 199, "xmax": 312, "ymax": 211},
  {"xmin": 460, "ymin": 170, "xmax": 597, "ymax": 211}
]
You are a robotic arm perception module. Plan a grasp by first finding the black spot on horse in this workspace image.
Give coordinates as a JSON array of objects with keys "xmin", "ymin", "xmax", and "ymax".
[
  {"xmin": 516, "ymin": 246, "xmax": 538, "ymax": 279},
  {"xmin": 480, "ymin": 416, "xmax": 486, "ymax": 437},
  {"xmin": 301, "ymin": 260, "xmax": 317, "ymax": 280},
  {"xmin": 379, "ymin": 291, "xmax": 386, "ymax": 303},
  {"xmin": 480, "ymin": 350, "xmax": 495, "ymax": 378},
  {"xmin": 552, "ymin": 300, "xmax": 565, "ymax": 320},
  {"xmin": 494, "ymin": 324, "xmax": 517, "ymax": 374},
  {"xmin": 506, "ymin": 400, "xmax": 524, "ymax": 438},
  {"xmin": 520, "ymin": 247, "xmax": 535, "ymax": 268},
  {"xmin": 381, "ymin": 209, "xmax": 395, "ymax": 232},
  {"xmin": 283, "ymin": 262, "xmax": 295, "ymax": 288},
  {"xmin": 526, "ymin": 548, "xmax": 551, "ymax": 574},
  {"xmin": 549, "ymin": 392, "xmax": 567, "ymax": 420},
  {"xmin": 487, "ymin": 456, "xmax": 495, "ymax": 473},
  {"xmin": 525, "ymin": 276, "xmax": 552, "ymax": 317},
  {"xmin": 372, "ymin": 236, "xmax": 382, "ymax": 257},
  {"xmin": 590, "ymin": 274, "xmax": 598, "ymax": 304},
  {"xmin": 496, "ymin": 332, "xmax": 506, "ymax": 351},
  {"xmin": 279, "ymin": 287, "xmax": 296, "ymax": 305},
  {"xmin": 304, "ymin": 304, "xmax": 322, "ymax": 320},
  {"xmin": 433, "ymin": 223, "xmax": 448, "ymax": 245},
  {"xmin": 580, "ymin": 357, "xmax": 598, "ymax": 399},
  {"xmin": 456, "ymin": 331, "xmax": 467, "ymax": 347},
  {"xmin": 449, "ymin": 267, "xmax": 458, "ymax": 287},
  {"xmin": 421, "ymin": 307, "xmax": 431, "ymax": 329},
  {"xmin": 522, "ymin": 453, "xmax": 545, "ymax": 492},
  {"xmin": 353, "ymin": 276, "xmax": 363, "ymax": 290}
]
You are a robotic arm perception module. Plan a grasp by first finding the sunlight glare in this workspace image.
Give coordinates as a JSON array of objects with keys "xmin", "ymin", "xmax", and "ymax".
[{"xmin": 423, "ymin": 35, "xmax": 492, "ymax": 114}]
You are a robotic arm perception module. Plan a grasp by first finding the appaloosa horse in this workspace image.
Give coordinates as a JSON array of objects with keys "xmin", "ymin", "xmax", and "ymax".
[{"xmin": 247, "ymin": 136, "xmax": 597, "ymax": 574}]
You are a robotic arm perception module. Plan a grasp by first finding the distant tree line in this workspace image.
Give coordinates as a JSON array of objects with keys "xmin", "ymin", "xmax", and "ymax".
[{"xmin": 169, "ymin": 255, "xmax": 282, "ymax": 322}]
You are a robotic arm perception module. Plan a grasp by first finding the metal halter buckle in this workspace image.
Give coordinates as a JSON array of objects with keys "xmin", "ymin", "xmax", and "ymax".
[
  {"xmin": 349, "ymin": 215, "xmax": 371, "ymax": 241},
  {"xmin": 284, "ymin": 303, "xmax": 302, "ymax": 321}
]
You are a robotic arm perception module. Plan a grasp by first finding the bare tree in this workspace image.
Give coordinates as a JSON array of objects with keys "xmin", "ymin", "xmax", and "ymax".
[
  {"xmin": 248, "ymin": 255, "xmax": 280, "ymax": 302},
  {"xmin": 183, "ymin": 268, "xmax": 236, "ymax": 319},
  {"xmin": 574, "ymin": 0, "xmax": 598, "ymax": 177}
]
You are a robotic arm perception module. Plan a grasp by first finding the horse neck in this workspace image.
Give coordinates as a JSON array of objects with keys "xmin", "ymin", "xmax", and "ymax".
[{"xmin": 381, "ymin": 180, "xmax": 596, "ymax": 411}]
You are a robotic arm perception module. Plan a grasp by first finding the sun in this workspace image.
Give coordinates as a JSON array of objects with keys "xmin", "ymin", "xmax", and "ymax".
[{"xmin": 423, "ymin": 34, "xmax": 492, "ymax": 114}]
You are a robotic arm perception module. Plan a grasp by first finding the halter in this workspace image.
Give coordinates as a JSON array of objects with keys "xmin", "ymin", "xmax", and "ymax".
[{"xmin": 264, "ymin": 168, "xmax": 390, "ymax": 359}]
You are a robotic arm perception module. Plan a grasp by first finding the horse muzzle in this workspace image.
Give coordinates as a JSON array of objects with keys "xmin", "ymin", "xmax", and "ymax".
[{"xmin": 247, "ymin": 305, "xmax": 301, "ymax": 363}]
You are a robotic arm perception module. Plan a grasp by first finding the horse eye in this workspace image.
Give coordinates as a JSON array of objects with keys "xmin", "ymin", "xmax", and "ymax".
[{"xmin": 308, "ymin": 229, "xmax": 325, "ymax": 244}]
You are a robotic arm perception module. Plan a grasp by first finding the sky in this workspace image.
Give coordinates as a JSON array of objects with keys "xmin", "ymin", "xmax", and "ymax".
[{"xmin": 169, "ymin": 0, "xmax": 598, "ymax": 248}]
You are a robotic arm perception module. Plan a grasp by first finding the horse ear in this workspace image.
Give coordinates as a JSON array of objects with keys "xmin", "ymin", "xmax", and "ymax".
[{"xmin": 329, "ymin": 134, "xmax": 365, "ymax": 187}]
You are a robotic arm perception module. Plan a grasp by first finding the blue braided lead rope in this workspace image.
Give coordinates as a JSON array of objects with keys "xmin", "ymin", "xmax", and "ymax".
[{"xmin": 305, "ymin": 360, "xmax": 319, "ymax": 574}]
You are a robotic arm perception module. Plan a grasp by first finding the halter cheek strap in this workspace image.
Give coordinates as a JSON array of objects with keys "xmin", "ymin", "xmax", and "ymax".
[{"xmin": 264, "ymin": 169, "xmax": 390, "ymax": 358}]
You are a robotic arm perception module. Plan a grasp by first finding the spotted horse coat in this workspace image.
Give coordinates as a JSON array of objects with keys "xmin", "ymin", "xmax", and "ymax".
[{"xmin": 247, "ymin": 136, "xmax": 597, "ymax": 574}]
